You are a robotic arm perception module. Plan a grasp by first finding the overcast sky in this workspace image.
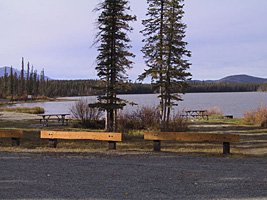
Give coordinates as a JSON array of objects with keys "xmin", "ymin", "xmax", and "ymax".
[{"xmin": 0, "ymin": 0, "xmax": 267, "ymax": 80}]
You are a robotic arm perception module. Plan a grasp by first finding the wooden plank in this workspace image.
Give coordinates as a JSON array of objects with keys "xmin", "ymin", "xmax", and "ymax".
[
  {"xmin": 40, "ymin": 131, "xmax": 122, "ymax": 142},
  {"xmin": 144, "ymin": 132, "xmax": 240, "ymax": 142},
  {"xmin": 0, "ymin": 130, "xmax": 23, "ymax": 138}
]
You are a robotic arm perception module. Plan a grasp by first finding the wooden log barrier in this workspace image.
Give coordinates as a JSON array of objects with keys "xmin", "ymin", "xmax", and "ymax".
[
  {"xmin": 144, "ymin": 132, "xmax": 240, "ymax": 155},
  {"xmin": 0, "ymin": 129, "xmax": 23, "ymax": 146},
  {"xmin": 40, "ymin": 131, "xmax": 122, "ymax": 150}
]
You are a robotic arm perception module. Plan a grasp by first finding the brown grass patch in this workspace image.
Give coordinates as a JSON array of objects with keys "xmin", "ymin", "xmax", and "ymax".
[{"xmin": 243, "ymin": 106, "xmax": 267, "ymax": 127}]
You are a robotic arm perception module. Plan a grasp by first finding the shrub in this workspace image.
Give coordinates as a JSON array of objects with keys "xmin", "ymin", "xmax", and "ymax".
[
  {"xmin": 161, "ymin": 113, "xmax": 188, "ymax": 132},
  {"xmin": 118, "ymin": 106, "xmax": 188, "ymax": 132},
  {"xmin": 243, "ymin": 106, "xmax": 267, "ymax": 127},
  {"xmin": 118, "ymin": 106, "xmax": 160, "ymax": 131},
  {"xmin": 70, "ymin": 98, "xmax": 104, "ymax": 128}
]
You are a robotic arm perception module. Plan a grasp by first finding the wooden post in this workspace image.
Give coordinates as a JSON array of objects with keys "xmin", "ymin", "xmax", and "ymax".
[
  {"xmin": 48, "ymin": 139, "xmax": 58, "ymax": 148},
  {"xmin": 153, "ymin": 140, "xmax": 161, "ymax": 152},
  {"xmin": 223, "ymin": 142, "xmax": 230, "ymax": 155},
  {"xmin": 11, "ymin": 138, "xmax": 20, "ymax": 146},
  {"xmin": 108, "ymin": 141, "xmax": 116, "ymax": 150}
]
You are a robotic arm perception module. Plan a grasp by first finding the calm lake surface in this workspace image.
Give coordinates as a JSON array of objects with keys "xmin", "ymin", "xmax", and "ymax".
[{"xmin": 12, "ymin": 92, "xmax": 267, "ymax": 118}]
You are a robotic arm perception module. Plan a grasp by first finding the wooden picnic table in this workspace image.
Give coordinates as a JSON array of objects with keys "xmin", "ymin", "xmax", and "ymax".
[
  {"xmin": 38, "ymin": 113, "xmax": 70, "ymax": 126},
  {"xmin": 184, "ymin": 110, "xmax": 209, "ymax": 120}
]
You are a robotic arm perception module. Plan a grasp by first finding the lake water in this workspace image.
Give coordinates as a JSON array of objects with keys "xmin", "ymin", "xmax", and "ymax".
[{"xmin": 11, "ymin": 92, "xmax": 267, "ymax": 118}]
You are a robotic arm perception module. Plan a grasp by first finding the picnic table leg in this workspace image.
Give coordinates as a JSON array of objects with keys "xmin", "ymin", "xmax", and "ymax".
[
  {"xmin": 223, "ymin": 142, "xmax": 230, "ymax": 155},
  {"xmin": 39, "ymin": 118, "xmax": 47, "ymax": 127},
  {"xmin": 41, "ymin": 117, "xmax": 49, "ymax": 127},
  {"xmin": 44, "ymin": 119, "xmax": 49, "ymax": 127},
  {"xmin": 60, "ymin": 115, "xmax": 68, "ymax": 126}
]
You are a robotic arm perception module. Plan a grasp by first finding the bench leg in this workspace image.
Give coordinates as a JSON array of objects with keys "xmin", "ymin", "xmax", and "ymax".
[
  {"xmin": 223, "ymin": 142, "xmax": 230, "ymax": 155},
  {"xmin": 11, "ymin": 138, "xmax": 20, "ymax": 146},
  {"xmin": 48, "ymin": 139, "xmax": 58, "ymax": 148},
  {"xmin": 108, "ymin": 141, "xmax": 116, "ymax": 150},
  {"xmin": 153, "ymin": 140, "xmax": 161, "ymax": 152}
]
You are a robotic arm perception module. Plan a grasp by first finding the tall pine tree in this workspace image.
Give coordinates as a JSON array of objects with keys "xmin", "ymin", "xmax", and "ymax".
[
  {"xmin": 140, "ymin": 0, "xmax": 191, "ymax": 130},
  {"xmin": 20, "ymin": 57, "xmax": 25, "ymax": 97},
  {"xmin": 92, "ymin": 0, "xmax": 136, "ymax": 131},
  {"xmin": 9, "ymin": 66, "xmax": 14, "ymax": 100}
]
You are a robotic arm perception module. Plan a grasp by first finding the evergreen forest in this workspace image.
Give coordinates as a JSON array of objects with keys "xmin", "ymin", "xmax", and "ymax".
[{"xmin": 0, "ymin": 64, "xmax": 265, "ymax": 100}]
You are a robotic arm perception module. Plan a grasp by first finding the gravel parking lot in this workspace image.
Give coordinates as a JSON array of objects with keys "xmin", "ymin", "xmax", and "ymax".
[{"xmin": 0, "ymin": 152, "xmax": 267, "ymax": 200}]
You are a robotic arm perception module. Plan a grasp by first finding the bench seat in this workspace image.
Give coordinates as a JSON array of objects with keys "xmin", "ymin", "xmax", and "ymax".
[
  {"xmin": 0, "ymin": 129, "xmax": 23, "ymax": 146},
  {"xmin": 41, "ymin": 131, "xmax": 122, "ymax": 149},
  {"xmin": 144, "ymin": 131, "xmax": 240, "ymax": 155}
]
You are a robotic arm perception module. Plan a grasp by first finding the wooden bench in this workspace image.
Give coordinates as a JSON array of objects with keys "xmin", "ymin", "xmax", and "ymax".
[
  {"xmin": 144, "ymin": 132, "xmax": 240, "ymax": 155},
  {"xmin": 40, "ymin": 131, "xmax": 122, "ymax": 150},
  {"xmin": 0, "ymin": 129, "xmax": 23, "ymax": 146}
]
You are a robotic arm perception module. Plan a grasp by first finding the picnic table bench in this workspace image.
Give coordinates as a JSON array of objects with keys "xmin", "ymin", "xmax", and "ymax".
[
  {"xmin": 0, "ymin": 129, "xmax": 23, "ymax": 146},
  {"xmin": 182, "ymin": 110, "xmax": 209, "ymax": 120},
  {"xmin": 38, "ymin": 113, "xmax": 70, "ymax": 126},
  {"xmin": 41, "ymin": 130, "xmax": 122, "ymax": 150},
  {"xmin": 144, "ymin": 131, "xmax": 240, "ymax": 155}
]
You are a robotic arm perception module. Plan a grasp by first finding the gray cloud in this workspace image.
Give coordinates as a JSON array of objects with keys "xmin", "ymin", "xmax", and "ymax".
[{"xmin": 0, "ymin": 0, "xmax": 266, "ymax": 80}]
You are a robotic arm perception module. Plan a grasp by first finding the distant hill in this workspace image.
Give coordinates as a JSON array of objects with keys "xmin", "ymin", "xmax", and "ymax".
[
  {"xmin": 190, "ymin": 74, "xmax": 267, "ymax": 84},
  {"xmin": 0, "ymin": 66, "xmax": 20, "ymax": 77},
  {"xmin": 217, "ymin": 74, "xmax": 267, "ymax": 84}
]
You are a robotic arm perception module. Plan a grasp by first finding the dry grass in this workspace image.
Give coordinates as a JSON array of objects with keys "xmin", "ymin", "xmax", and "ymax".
[
  {"xmin": 243, "ymin": 106, "xmax": 267, "ymax": 127},
  {"xmin": 0, "ymin": 106, "xmax": 44, "ymax": 114}
]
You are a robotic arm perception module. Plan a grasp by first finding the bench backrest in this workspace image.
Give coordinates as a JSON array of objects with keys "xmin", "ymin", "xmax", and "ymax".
[
  {"xmin": 0, "ymin": 129, "xmax": 23, "ymax": 138},
  {"xmin": 41, "ymin": 131, "xmax": 122, "ymax": 142},
  {"xmin": 144, "ymin": 132, "xmax": 240, "ymax": 142}
]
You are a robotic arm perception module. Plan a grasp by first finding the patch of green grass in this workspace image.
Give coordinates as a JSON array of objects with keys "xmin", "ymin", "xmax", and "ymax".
[
  {"xmin": 195, "ymin": 116, "xmax": 244, "ymax": 125},
  {"xmin": 0, "ymin": 119, "xmax": 37, "ymax": 129},
  {"xmin": 0, "ymin": 106, "xmax": 45, "ymax": 114}
]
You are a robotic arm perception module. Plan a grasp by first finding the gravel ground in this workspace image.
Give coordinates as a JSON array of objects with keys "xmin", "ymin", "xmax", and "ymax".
[{"xmin": 0, "ymin": 152, "xmax": 267, "ymax": 200}]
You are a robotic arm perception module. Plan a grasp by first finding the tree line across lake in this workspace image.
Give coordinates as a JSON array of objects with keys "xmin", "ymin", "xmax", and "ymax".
[
  {"xmin": 0, "ymin": 64, "xmax": 266, "ymax": 100},
  {"xmin": 31, "ymin": 79, "xmax": 267, "ymax": 96}
]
